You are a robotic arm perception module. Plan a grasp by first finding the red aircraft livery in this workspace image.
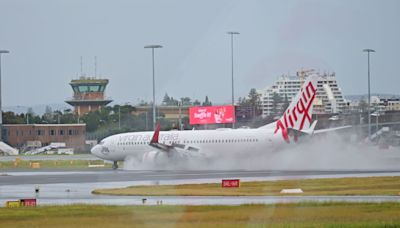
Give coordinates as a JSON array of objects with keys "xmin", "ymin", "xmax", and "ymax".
[
  {"xmin": 274, "ymin": 77, "xmax": 318, "ymax": 143},
  {"xmin": 90, "ymin": 75, "xmax": 333, "ymax": 170}
]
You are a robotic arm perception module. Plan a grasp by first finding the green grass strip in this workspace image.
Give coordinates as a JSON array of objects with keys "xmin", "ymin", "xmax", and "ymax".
[
  {"xmin": 1, "ymin": 202, "xmax": 400, "ymax": 228},
  {"xmin": 93, "ymin": 176, "xmax": 400, "ymax": 196}
]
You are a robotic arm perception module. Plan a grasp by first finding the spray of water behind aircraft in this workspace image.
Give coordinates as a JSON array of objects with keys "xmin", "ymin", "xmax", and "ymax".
[
  {"xmin": 123, "ymin": 129, "xmax": 400, "ymax": 171},
  {"xmin": 90, "ymin": 74, "xmax": 399, "ymax": 171}
]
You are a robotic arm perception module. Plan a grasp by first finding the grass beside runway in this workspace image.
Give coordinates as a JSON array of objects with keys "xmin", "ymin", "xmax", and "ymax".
[
  {"xmin": 93, "ymin": 176, "xmax": 400, "ymax": 196},
  {"xmin": 0, "ymin": 203, "xmax": 400, "ymax": 227},
  {"xmin": 0, "ymin": 159, "xmax": 112, "ymax": 169}
]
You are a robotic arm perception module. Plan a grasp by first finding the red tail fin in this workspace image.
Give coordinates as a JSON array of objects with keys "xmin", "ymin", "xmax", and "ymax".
[
  {"xmin": 150, "ymin": 123, "xmax": 160, "ymax": 144},
  {"xmin": 272, "ymin": 75, "xmax": 318, "ymax": 143}
]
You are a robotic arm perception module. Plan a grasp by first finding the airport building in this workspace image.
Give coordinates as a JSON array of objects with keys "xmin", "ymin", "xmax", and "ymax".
[
  {"xmin": 1, "ymin": 124, "xmax": 86, "ymax": 152},
  {"xmin": 347, "ymin": 96, "xmax": 400, "ymax": 113},
  {"xmin": 65, "ymin": 76, "xmax": 112, "ymax": 116},
  {"xmin": 373, "ymin": 97, "xmax": 400, "ymax": 112},
  {"xmin": 133, "ymin": 106, "xmax": 190, "ymax": 120},
  {"xmin": 258, "ymin": 70, "xmax": 346, "ymax": 117}
]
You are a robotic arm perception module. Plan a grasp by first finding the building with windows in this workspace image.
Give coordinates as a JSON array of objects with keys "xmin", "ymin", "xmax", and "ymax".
[
  {"xmin": 382, "ymin": 98, "xmax": 400, "ymax": 111},
  {"xmin": 258, "ymin": 70, "xmax": 346, "ymax": 117},
  {"xmin": 65, "ymin": 77, "xmax": 112, "ymax": 116},
  {"xmin": 133, "ymin": 106, "xmax": 190, "ymax": 120},
  {"xmin": 372, "ymin": 97, "xmax": 400, "ymax": 112},
  {"xmin": 2, "ymin": 124, "xmax": 86, "ymax": 152}
]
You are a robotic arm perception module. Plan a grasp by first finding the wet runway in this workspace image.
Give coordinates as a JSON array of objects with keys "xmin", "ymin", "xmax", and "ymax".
[
  {"xmin": 2, "ymin": 180, "xmax": 400, "ymax": 206},
  {"xmin": 2, "ymin": 169, "xmax": 400, "ymax": 186},
  {"xmin": 0, "ymin": 154, "xmax": 98, "ymax": 162},
  {"xmin": 1, "ymin": 169, "xmax": 400, "ymax": 206}
]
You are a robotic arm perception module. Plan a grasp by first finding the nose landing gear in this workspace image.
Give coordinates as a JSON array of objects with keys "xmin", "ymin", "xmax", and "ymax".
[{"xmin": 112, "ymin": 161, "xmax": 118, "ymax": 170}]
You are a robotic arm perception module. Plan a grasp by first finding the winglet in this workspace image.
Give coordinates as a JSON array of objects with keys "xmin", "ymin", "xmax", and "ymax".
[
  {"xmin": 150, "ymin": 123, "xmax": 161, "ymax": 144},
  {"xmin": 305, "ymin": 120, "xmax": 318, "ymax": 134}
]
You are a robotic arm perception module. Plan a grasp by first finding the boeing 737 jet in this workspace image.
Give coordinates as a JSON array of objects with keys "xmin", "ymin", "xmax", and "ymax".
[{"xmin": 92, "ymin": 75, "xmax": 329, "ymax": 169}]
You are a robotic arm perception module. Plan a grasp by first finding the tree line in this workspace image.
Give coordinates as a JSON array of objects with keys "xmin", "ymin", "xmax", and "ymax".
[
  {"xmin": 161, "ymin": 93, "xmax": 212, "ymax": 106},
  {"xmin": 2, "ymin": 89, "xmax": 265, "ymax": 138}
]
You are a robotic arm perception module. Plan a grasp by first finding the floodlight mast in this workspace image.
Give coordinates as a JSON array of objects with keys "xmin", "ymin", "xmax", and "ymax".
[
  {"xmin": 0, "ymin": 50, "xmax": 10, "ymax": 141},
  {"xmin": 227, "ymin": 32, "xmax": 239, "ymax": 129},
  {"xmin": 144, "ymin": 45, "xmax": 163, "ymax": 130},
  {"xmin": 363, "ymin": 48, "xmax": 375, "ymax": 141}
]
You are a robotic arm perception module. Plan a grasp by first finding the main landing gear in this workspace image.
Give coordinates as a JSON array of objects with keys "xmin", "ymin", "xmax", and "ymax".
[{"xmin": 112, "ymin": 161, "xmax": 119, "ymax": 170}]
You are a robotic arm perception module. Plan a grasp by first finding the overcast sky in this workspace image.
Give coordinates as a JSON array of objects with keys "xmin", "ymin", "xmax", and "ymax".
[{"xmin": 0, "ymin": 0, "xmax": 399, "ymax": 107}]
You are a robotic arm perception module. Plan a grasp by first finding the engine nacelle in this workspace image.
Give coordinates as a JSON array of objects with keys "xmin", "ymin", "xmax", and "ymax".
[{"xmin": 142, "ymin": 151, "xmax": 168, "ymax": 164}]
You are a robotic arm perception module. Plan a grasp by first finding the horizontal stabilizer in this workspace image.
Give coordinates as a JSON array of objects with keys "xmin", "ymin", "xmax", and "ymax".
[{"xmin": 314, "ymin": 125, "xmax": 352, "ymax": 134}]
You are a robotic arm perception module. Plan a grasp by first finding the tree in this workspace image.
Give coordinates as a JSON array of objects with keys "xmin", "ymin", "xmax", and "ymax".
[
  {"xmin": 3, "ymin": 111, "xmax": 25, "ymax": 124},
  {"xmin": 162, "ymin": 93, "xmax": 171, "ymax": 106},
  {"xmin": 161, "ymin": 93, "xmax": 180, "ymax": 106},
  {"xmin": 193, "ymin": 99, "xmax": 201, "ymax": 106},
  {"xmin": 81, "ymin": 112, "xmax": 101, "ymax": 132},
  {"xmin": 138, "ymin": 100, "xmax": 149, "ymax": 106},
  {"xmin": 271, "ymin": 92, "xmax": 283, "ymax": 116},
  {"xmin": 243, "ymin": 88, "xmax": 262, "ymax": 116},
  {"xmin": 180, "ymin": 97, "xmax": 192, "ymax": 106},
  {"xmin": 27, "ymin": 107, "xmax": 34, "ymax": 116},
  {"xmin": 26, "ymin": 107, "xmax": 35, "ymax": 124},
  {"xmin": 168, "ymin": 96, "xmax": 179, "ymax": 106},
  {"xmin": 237, "ymin": 97, "xmax": 244, "ymax": 105},
  {"xmin": 202, "ymin": 96, "xmax": 212, "ymax": 106},
  {"xmin": 43, "ymin": 105, "xmax": 54, "ymax": 123},
  {"xmin": 45, "ymin": 106, "xmax": 52, "ymax": 113},
  {"xmin": 53, "ymin": 110, "xmax": 62, "ymax": 124},
  {"xmin": 247, "ymin": 88, "xmax": 260, "ymax": 107},
  {"xmin": 59, "ymin": 111, "xmax": 78, "ymax": 124}
]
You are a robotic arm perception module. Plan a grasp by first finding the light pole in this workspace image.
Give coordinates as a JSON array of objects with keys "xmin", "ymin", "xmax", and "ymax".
[
  {"xmin": 0, "ymin": 50, "xmax": 10, "ymax": 141},
  {"xmin": 178, "ymin": 101, "xmax": 182, "ymax": 130},
  {"xmin": 371, "ymin": 111, "xmax": 382, "ymax": 134},
  {"xmin": 363, "ymin": 48, "xmax": 375, "ymax": 141},
  {"xmin": 144, "ymin": 45, "xmax": 162, "ymax": 130},
  {"xmin": 227, "ymin": 31, "xmax": 239, "ymax": 129},
  {"xmin": 118, "ymin": 105, "xmax": 121, "ymax": 130}
]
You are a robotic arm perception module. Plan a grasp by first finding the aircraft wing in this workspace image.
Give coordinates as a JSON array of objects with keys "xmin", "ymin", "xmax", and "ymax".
[
  {"xmin": 313, "ymin": 125, "xmax": 352, "ymax": 134},
  {"xmin": 288, "ymin": 123, "xmax": 352, "ymax": 136},
  {"xmin": 286, "ymin": 120, "xmax": 318, "ymax": 135},
  {"xmin": 149, "ymin": 124, "xmax": 200, "ymax": 154},
  {"xmin": 287, "ymin": 121, "xmax": 352, "ymax": 138}
]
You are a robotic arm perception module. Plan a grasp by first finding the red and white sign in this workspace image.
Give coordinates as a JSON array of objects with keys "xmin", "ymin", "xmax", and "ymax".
[
  {"xmin": 222, "ymin": 179, "xmax": 240, "ymax": 188},
  {"xmin": 20, "ymin": 198, "xmax": 36, "ymax": 207},
  {"xmin": 189, "ymin": 105, "xmax": 235, "ymax": 125}
]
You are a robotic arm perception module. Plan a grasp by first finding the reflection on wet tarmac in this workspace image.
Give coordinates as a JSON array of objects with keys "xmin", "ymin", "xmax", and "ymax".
[{"xmin": 1, "ymin": 170, "xmax": 400, "ymax": 206}]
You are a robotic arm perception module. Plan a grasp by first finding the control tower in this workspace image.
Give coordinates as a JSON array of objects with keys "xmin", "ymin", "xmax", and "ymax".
[{"xmin": 65, "ymin": 76, "xmax": 112, "ymax": 116}]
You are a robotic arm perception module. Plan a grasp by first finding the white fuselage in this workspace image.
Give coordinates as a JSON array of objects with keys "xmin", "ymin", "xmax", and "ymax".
[
  {"xmin": 91, "ymin": 127, "xmax": 285, "ymax": 162},
  {"xmin": 91, "ymin": 75, "xmax": 319, "ymax": 165}
]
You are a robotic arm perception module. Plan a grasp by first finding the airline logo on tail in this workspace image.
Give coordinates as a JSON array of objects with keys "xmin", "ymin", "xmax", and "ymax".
[{"xmin": 274, "ymin": 76, "xmax": 318, "ymax": 143}]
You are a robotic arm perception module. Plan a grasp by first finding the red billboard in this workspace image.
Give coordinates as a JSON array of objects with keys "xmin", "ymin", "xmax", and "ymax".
[
  {"xmin": 222, "ymin": 179, "xmax": 240, "ymax": 188},
  {"xmin": 20, "ymin": 199, "xmax": 37, "ymax": 207},
  {"xmin": 189, "ymin": 105, "xmax": 235, "ymax": 125}
]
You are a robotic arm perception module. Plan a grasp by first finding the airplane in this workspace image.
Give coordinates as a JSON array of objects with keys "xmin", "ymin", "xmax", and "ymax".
[{"xmin": 91, "ymin": 75, "xmax": 337, "ymax": 169}]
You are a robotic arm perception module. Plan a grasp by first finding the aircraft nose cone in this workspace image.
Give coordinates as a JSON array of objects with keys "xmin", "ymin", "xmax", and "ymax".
[{"xmin": 91, "ymin": 145, "xmax": 102, "ymax": 157}]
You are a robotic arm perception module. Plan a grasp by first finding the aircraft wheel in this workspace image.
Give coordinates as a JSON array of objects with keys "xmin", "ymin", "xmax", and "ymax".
[{"xmin": 112, "ymin": 161, "xmax": 118, "ymax": 170}]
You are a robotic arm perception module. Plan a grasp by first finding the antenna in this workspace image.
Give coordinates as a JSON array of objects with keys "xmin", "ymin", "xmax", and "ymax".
[
  {"xmin": 94, "ymin": 56, "xmax": 97, "ymax": 77},
  {"xmin": 80, "ymin": 56, "xmax": 83, "ymax": 77}
]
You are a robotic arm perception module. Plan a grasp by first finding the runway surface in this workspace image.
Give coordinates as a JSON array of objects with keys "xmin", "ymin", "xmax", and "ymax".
[
  {"xmin": 2, "ymin": 169, "xmax": 400, "ymax": 186},
  {"xmin": 1, "ymin": 169, "xmax": 400, "ymax": 206},
  {"xmin": 0, "ymin": 154, "xmax": 98, "ymax": 161}
]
